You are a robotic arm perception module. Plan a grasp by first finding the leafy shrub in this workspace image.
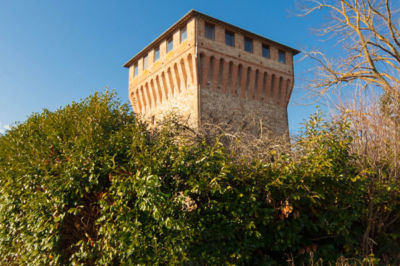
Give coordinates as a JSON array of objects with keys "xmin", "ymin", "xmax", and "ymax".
[
  {"xmin": 0, "ymin": 92, "xmax": 136, "ymax": 264},
  {"xmin": 0, "ymin": 92, "xmax": 396, "ymax": 264}
]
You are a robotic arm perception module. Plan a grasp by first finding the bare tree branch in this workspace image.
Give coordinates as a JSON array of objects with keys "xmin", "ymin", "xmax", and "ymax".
[{"xmin": 298, "ymin": 0, "xmax": 400, "ymax": 97}]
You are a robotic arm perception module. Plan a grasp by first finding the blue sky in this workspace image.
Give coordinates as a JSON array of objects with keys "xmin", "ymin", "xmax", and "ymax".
[{"xmin": 0, "ymin": 0, "xmax": 331, "ymax": 134}]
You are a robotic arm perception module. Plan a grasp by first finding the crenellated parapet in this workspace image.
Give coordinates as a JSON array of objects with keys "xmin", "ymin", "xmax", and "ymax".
[
  {"xmin": 197, "ymin": 51, "xmax": 293, "ymax": 108},
  {"xmin": 129, "ymin": 52, "xmax": 196, "ymax": 114}
]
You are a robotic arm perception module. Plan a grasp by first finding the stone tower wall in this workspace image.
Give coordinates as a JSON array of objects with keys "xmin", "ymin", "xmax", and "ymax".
[
  {"xmin": 196, "ymin": 17, "xmax": 294, "ymax": 136},
  {"xmin": 128, "ymin": 18, "xmax": 199, "ymax": 127},
  {"xmin": 125, "ymin": 11, "xmax": 298, "ymax": 135}
]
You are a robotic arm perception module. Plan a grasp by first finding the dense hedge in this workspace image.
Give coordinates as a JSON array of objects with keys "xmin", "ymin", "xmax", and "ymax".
[{"xmin": 0, "ymin": 92, "xmax": 398, "ymax": 264}]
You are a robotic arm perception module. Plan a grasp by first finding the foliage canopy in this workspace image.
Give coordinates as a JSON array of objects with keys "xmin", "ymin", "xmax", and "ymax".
[{"xmin": 0, "ymin": 92, "xmax": 398, "ymax": 264}]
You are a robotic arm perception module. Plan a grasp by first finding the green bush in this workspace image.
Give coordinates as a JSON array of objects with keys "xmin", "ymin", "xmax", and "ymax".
[
  {"xmin": 0, "ymin": 92, "xmax": 136, "ymax": 264},
  {"xmin": 0, "ymin": 92, "xmax": 395, "ymax": 264}
]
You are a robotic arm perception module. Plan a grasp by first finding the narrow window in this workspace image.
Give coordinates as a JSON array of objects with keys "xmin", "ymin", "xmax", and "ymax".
[
  {"xmin": 154, "ymin": 46, "xmax": 160, "ymax": 61},
  {"xmin": 225, "ymin": 30, "xmax": 234, "ymax": 47},
  {"xmin": 262, "ymin": 44, "xmax": 270, "ymax": 58},
  {"xmin": 134, "ymin": 63, "xmax": 138, "ymax": 77},
  {"xmin": 180, "ymin": 26, "xmax": 187, "ymax": 42},
  {"xmin": 244, "ymin": 37, "xmax": 253, "ymax": 53},
  {"xmin": 143, "ymin": 54, "xmax": 148, "ymax": 70},
  {"xmin": 279, "ymin": 50, "xmax": 286, "ymax": 63},
  {"xmin": 167, "ymin": 37, "xmax": 173, "ymax": 53},
  {"xmin": 205, "ymin": 23, "xmax": 215, "ymax": 40}
]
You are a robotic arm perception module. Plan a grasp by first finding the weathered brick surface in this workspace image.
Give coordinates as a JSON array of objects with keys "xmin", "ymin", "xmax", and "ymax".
[
  {"xmin": 124, "ymin": 10, "xmax": 299, "ymax": 135},
  {"xmin": 200, "ymin": 88, "xmax": 289, "ymax": 136}
]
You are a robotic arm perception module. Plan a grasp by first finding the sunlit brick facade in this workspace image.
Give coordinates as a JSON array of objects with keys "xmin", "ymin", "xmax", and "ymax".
[{"xmin": 124, "ymin": 10, "xmax": 299, "ymax": 135}]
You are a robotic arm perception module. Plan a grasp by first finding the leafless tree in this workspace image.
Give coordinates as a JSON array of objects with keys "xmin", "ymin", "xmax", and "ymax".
[
  {"xmin": 298, "ymin": 0, "xmax": 400, "ymax": 98},
  {"xmin": 334, "ymin": 91, "xmax": 400, "ymax": 261},
  {"xmin": 298, "ymin": 0, "xmax": 400, "ymax": 261}
]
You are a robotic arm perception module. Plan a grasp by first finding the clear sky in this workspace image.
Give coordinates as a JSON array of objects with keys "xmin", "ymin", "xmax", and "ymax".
[{"xmin": 0, "ymin": 0, "xmax": 330, "ymax": 134}]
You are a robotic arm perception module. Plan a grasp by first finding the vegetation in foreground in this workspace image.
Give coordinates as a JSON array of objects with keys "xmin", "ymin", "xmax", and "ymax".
[{"xmin": 0, "ymin": 92, "xmax": 399, "ymax": 265}]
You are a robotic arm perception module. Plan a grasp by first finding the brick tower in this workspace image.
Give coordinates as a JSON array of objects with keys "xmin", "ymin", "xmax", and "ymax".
[{"xmin": 124, "ymin": 10, "xmax": 299, "ymax": 136}]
